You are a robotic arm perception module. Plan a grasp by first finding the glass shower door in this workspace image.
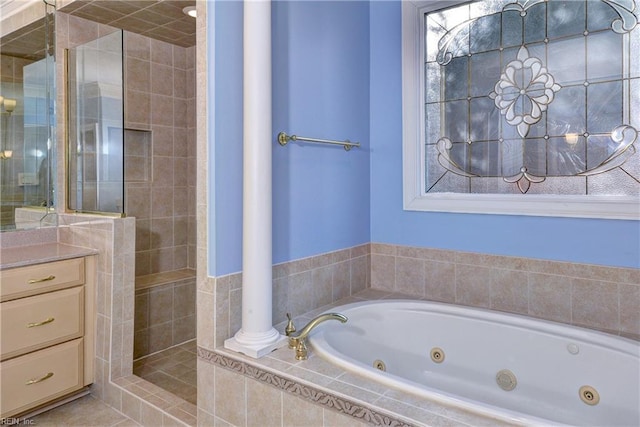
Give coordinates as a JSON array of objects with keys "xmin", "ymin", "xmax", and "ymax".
[{"xmin": 67, "ymin": 30, "xmax": 124, "ymax": 215}]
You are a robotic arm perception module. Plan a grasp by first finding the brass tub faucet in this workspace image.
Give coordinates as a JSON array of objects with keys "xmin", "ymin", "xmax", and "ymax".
[{"xmin": 285, "ymin": 312, "xmax": 347, "ymax": 360}]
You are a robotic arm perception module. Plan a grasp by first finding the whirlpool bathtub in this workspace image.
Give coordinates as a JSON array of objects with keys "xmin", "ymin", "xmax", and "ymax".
[{"xmin": 308, "ymin": 300, "xmax": 640, "ymax": 426}]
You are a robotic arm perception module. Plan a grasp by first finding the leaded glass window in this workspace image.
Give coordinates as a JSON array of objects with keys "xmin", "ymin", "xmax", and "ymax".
[{"xmin": 425, "ymin": 0, "xmax": 639, "ymax": 196}]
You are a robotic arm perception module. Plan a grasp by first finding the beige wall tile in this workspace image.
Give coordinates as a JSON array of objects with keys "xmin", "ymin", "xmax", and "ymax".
[
  {"xmin": 370, "ymin": 243, "xmax": 397, "ymax": 255},
  {"xmin": 126, "ymin": 57, "xmax": 150, "ymax": 92},
  {"xmin": 151, "ymin": 38, "xmax": 173, "ymax": 66},
  {"xmin": 289, "ymin": 271, "xmax": 314, "ymax": 317},
  {"xmin": 424, "ymin": 260, "xmax": 455, "ymax": 303},
  {"xmin": 174, "ymin": 245, "xmax": 188, "ymax": 270},
  {"xmin": 490, "ymin": 269, "xmax": 528, "ymax": 314},
  {"xmin": 197, "ymin": 359, "xmax": 216, "ymax": 415},
  {"xmin": 350, "ymin": 243, "xmax": 370, "ymax": 258},
  {"xmin": 350, "ymin": 255, "xmax": 369, "ymax": 295},
  {"xmin": 151, "ymin": 187, "xmax": 174, "ymax": 218},
  {"xmin": 149, "ymin": 285, "xmax": 173, "ymax": 324},
  {"xmin": 125, "ymin": 32, "xmax": 151, "ymax": 61},
  {"xmin": 104, "ymin": 383, "xmax": 123, "ymax": 412},
  {"xmin": 121, "ymin": 392, "xmax": 142, "ymax": 424},
  {"xmin": 332, "ymin": 260, "xmax": 350, "ymax": 301},
  {"xmin": 312, "ymin": 265, "xmax": 333, "ymax": 308},
  {"xmin": 198, "ymin": 290, "xmax": 216, "ymax": 350},
  {"xmin": 151, "ymin": 217, "xmax": 175, "ymax": 249},
  {"xmin": 173, "ymin": 314, "xmax": 196, "ymax": 344},
  {"xmin": 151, "ymin": 63, "xmax": 174, "ymax": 96},
  {"xmin": 174, "ymin": 215, "xmax": 189, "ymax": 245},
  {"xmin": 323, "ymin": 409, "xmax": 368, "ymax": 427},
  {"xmin": 125, "ymin": 90, "xmax": 150, "ymax": 126},
  {"xmin": 152, "ymin": 125, "xmax": 175, "ymax": 157},
  {"xmin": 455, "ymin": 264, "xmax": 491, "ymax": 308},
  {"xmin": 148, "ymin": 322, "xmax": 173, "ymax": 353},
  {"xmin": 135, "ymin": 251, "xmax": 151, "ymax": 276},
  {"xmin": 229, "ymin": 288, "xmax": 242, "ymax": 336},
  {"xmin": 283, "ymin": 394, "xmax": 323, "ymax": 427},
  {"xmin": 152, "ymin": 156, "xmax": 175, "ymax": 188},
  {"xmin": 395, "ymin": 256, "xmax": 425, "ymax": 296},
  {"xmin": 246, "ymin": 378, "xmax": 282, "ymax": 427},
  {"xmin": 273, "ymin": 276, "xmax": 289, "ymax": 325},
  {"xmin": 572, "ymin": 278, "xmax": 619, "ymax": 332},
  {"xmin": 151, "ymin": 94, "xmax": 174, "ymax": 126},
  {"xmin": 141, "ymin": 401, "xmax": 164, "ymax": 427},
  {"xmin": 135, "ymin": 218, "xmax": 152, "ymax": 251},
  {"xmin": 214, "ymin": 367, "xmax": 246, "ymax": 427},
  {"xmin": 620, "ymin": 284, "xmax": 640, "ymax": 336},
  {"xmin": 174, "ymin": 157, "xmax": 188, "ymax": 187},
  {"xmin": 528, "ymin": 273, "xmax": 571, "ymax": 323},
  {"xmin": 197, "ymin": 409, "xmax": 216, "ymax": 427},
  {"xmin": 371, "ymin": 254, "xmax": 395, "ymax": 290},
  {"xmin": 68, "ymin": 15, "xmax": 99, "ymax": 47}
]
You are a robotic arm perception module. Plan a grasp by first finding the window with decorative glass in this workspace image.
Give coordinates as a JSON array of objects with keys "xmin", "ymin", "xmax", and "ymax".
[{"xmin": 402, "ymin": 0, "xmax": 639, "ymax": 219}]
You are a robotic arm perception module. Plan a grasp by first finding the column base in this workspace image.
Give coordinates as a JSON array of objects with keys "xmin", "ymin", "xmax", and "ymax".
[{"xmin": 224, "ymin": 327, "xmax": 288, "ymax": 358}]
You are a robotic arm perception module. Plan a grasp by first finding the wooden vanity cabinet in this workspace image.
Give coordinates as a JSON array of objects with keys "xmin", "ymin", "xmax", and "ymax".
[{"xmin": 0, "ymin": 255, "xmax": 95, "ymax": 419}]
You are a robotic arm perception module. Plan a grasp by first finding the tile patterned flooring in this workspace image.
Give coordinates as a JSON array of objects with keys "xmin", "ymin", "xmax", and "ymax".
[
  {"xmin": 28, "ymin": 395, "xmax": 139, "ymax": 426},
  {"xmin": 132, "ymin": 340, "xmax": 198, "ymax": 405}
]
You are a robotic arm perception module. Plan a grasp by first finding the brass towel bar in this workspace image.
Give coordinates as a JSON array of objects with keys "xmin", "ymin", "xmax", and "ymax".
[{"xmin": 277, "ymin": 132, "xmax": 360, "ymax": 151}]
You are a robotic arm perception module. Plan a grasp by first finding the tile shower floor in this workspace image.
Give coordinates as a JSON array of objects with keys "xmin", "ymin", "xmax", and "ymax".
[{"xmin": 133, "ymin": 340, "xmax": 197, "ymax": 405}]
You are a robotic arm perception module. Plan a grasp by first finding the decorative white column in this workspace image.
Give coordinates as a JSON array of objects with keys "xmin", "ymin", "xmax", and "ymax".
[{"xmin": 224, "ymin": 0, "xmax": 287, "ymax": 358}]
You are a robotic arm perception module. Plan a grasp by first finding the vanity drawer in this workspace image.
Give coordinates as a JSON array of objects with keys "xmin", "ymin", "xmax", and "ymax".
[
  {"xmin": 0, "ymin": 338, "xmax": 83, "ymax": 418},
  {"xmin": 1, "ymin": 287, "xmax": 84, "ymax": 361},
  {"xmin": 0, "ymin": 258, "xmax": 85, "ymax": 302}
]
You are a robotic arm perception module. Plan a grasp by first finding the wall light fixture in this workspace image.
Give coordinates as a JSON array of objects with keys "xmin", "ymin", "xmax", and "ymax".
[{"xmin": 183, "ymin": 6, "xmax": 196, "ymax": 18}]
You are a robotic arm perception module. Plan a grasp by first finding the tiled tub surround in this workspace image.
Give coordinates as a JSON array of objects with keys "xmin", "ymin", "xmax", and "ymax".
[
  {"xmin": 369, "ymin": 243, "xmax": 640, "ymax": 340},
  {"xmin": 134, "ymin": 270, "xmax": 197, "ymax": 359},
  {"xmin": 199, "ymin": 244, "xmax": 371, "ymax": 351},
  {"xmin": 197, "ymin": 243, "xmax": 639, "ymax": 427},
  {"xmin": 197, "ymin": 290, "xmax": 514, "ymax": 427}
]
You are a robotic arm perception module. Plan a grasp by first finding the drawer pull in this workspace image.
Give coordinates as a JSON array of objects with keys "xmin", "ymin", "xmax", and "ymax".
[
  {"xmin": 25, "ymin": 372, "xmax": 54, "ymax": 385},
  {"xmin": 26, "ymin": 317, "xmax": 55, "ymax": 328},
  {"xmin": 28, "ymin": 275, "xmax": 56, "ymax": 284}
]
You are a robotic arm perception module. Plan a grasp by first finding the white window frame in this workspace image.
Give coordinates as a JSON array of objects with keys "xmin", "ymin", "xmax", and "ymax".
[{"xmin": 401, "ymin": 0, "xmax": 640, "ymax": 220}]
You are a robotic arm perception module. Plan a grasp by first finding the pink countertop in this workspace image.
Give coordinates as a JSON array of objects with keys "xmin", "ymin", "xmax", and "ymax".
[{"xmin": 0, "ymin": 242, "xmax": 97, "ymax": 270}]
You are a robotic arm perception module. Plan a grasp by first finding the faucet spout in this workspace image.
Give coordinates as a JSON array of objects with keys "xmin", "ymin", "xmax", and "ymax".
[
  {"xmin": 290, "ymin": 313, "xmax": 347, "ymax": 342},
  {"xmin": 285, "ymin": 312, "xmax": 347, "ymax": 359}
]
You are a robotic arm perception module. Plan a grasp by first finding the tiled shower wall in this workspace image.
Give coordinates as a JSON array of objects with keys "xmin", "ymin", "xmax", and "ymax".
[
  {"xmin": 134, "ymin": 277, "xmax": 196, "ymax": 359},
  {"xmin": 56, "ymin": 12, "xmax": 196, "ymax": 277},
  {"xmin": 123, "ymin": 32, "xmax": 197, "ymax": 277}
]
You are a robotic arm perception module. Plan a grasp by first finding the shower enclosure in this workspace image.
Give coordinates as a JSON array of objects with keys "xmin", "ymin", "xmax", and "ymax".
[{"xmin": 66, "ymin": 26, "xmax": 197, "ymax": 405}]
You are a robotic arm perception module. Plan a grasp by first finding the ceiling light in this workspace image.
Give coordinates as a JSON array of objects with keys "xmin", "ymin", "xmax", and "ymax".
[{"xmin": 183, "ymin": 6, "xmax": 196, "ymax": 18}]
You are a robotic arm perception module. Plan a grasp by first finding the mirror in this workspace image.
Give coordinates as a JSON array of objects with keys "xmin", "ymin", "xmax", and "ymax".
[{"xmin": 0, "ymin": 1, "xmax": 56, "ymax": 231}]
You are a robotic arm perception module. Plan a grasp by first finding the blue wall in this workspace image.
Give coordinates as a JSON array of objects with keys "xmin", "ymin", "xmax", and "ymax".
[
  {"xmin": 210, "ymin": 1, "xmax": 371, "ymax": 276},
  {"xmin": 209, "ymin": 1, "xmax": 639, "ymax": 276},
  {"xmin": 369, "ymin": 1, "xmax": 640, "ymax": 269}
]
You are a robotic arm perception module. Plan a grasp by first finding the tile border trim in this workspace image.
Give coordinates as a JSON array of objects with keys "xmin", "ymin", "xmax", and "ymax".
[{"xmin": 196, "ymin": 347, "xmax": 416, "ymax": 427}]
